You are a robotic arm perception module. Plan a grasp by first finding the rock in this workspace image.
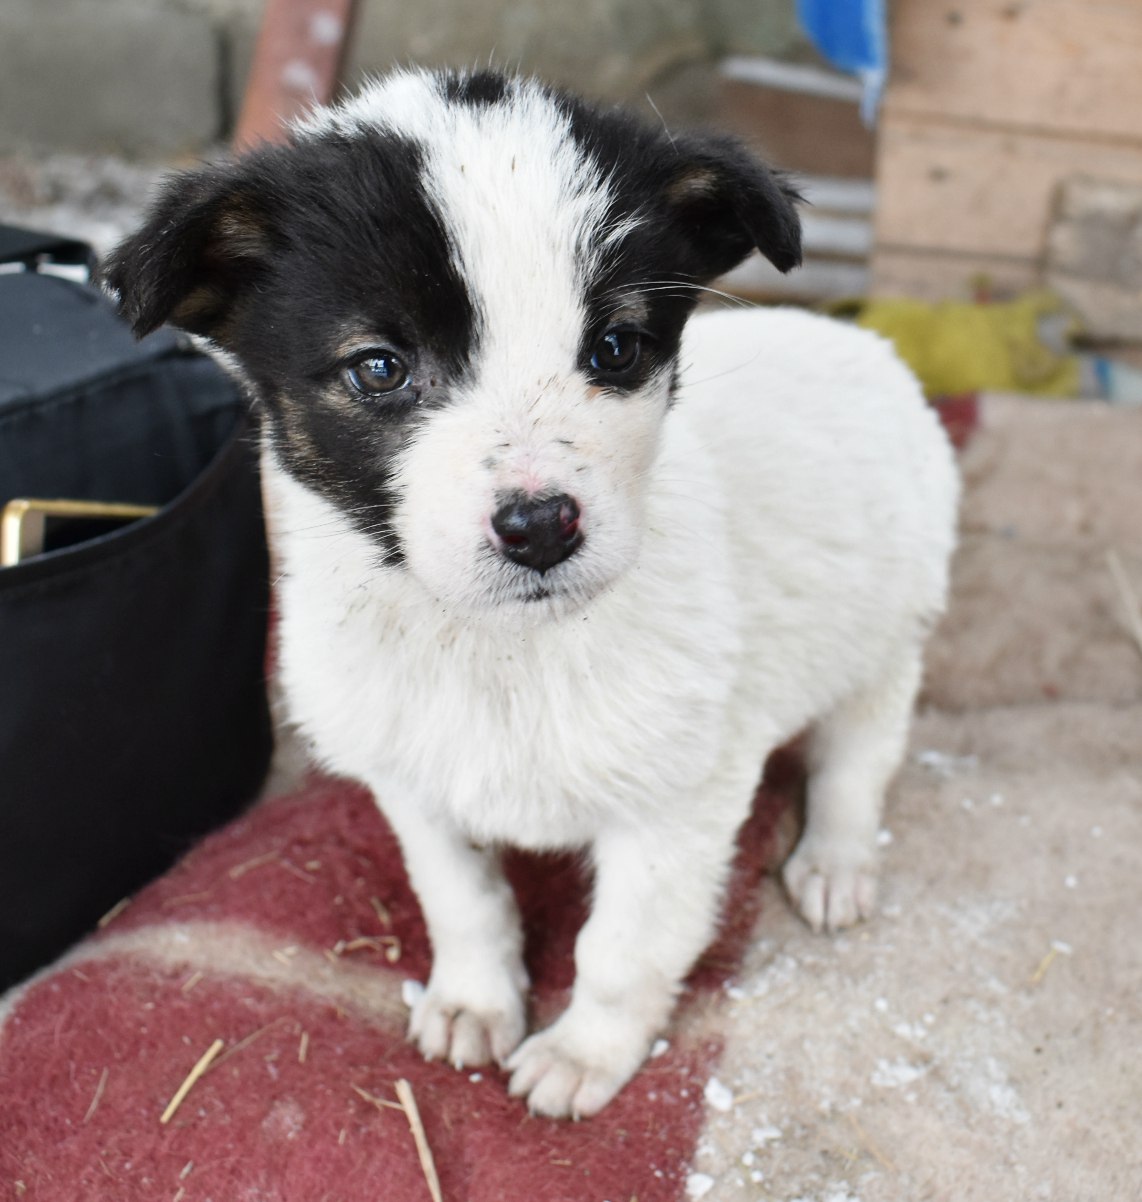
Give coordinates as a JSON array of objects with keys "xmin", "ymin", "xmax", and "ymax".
[
  {"xmin": 0, "ymin": 0, "xmax": 221, "ymax": 156},
  {"xmin": 1047, "ymin": 176, "xmax": 1142, "ymax": 343}
]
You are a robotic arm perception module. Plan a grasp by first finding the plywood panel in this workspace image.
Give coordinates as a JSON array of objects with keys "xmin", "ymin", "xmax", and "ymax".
[
  {"xmin": 870, "ymin": 246, "xmax": 1039, "ymax": 301},
  {"xmin": 885, "ymin": 0, "xmax": 1142, "ymax": 144},
  {"xmin": 716, "ymin": 79, "xmax": 875, "ymax": 179},
  {"xmin": 874, "ymin": 115, "xmax": 1142, "ymax": 260}
]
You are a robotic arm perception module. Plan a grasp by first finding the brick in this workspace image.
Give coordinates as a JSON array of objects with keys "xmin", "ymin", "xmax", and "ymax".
[
  {"xmin": 1047, "ymin": 176, "xmax": 1142, "ymax": 342},
  {"xmin": 343, "ymin": 0, "xmax": 709, "ymax": 108},
  {"xmin": 0, "ymin": 1, "xmax": 221, "ymax": 156}
]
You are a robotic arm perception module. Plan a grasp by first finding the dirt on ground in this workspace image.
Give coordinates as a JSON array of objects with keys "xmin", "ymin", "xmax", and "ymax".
[{"xmin": 686, "ymin": 394, "xmax": 1142, "ymax": 1202}]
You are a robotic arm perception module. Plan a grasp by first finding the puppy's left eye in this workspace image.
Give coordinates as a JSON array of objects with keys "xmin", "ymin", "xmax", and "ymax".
[
  {"xmin": 590, "ymin": 328, "xmax": 643, "ymax": 375},
  {"xmin": 343, "ymin": 351, "xmax": 411, "ymax": 397}
]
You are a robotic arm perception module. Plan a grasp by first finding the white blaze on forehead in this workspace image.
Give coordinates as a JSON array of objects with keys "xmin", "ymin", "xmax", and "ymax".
[{"xmin": 301, "ymin": 70, "xmax": 617, "ymax": 380}]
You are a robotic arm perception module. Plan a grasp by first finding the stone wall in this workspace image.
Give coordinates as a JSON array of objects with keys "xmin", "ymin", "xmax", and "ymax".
[{"xmin": 0, "ymin": 0, "xmax": 805, "ymax": 158}]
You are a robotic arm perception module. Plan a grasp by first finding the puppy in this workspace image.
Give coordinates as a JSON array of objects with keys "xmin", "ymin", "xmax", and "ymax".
[{"xmin": 106, "ymin": 68, "xmax": 959, "ymax": 1119}]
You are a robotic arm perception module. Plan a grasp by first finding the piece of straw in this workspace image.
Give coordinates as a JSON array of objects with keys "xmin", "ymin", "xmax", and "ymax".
[
  {"xmin": 846, "ymin": 1112, "xmax": 897, "ymax": 1172},
  {"xmin": 97, "ymin": 898, "xmax": 131, "ymax": 928},
  {"xmin": 1107, "ymin": 548, "xmax": 1142, "ymax": 660},
  {"xmin": 277, "ymin": 859, "xmax": 318, "ymax": 885},
  {"xmin": 83, "ymin": 1068, "xmax": 109, "ymax": 1124},
  {"xmin": 1030, "ymin": 946, "xmax": 1060, "ymax": 986},
  {"xmin": 181, "ymin": 971, "xmax": 204, "ymax": 995},
  {"xmin": 160, "ymin": 1039, "xmax": 225, "ymax": 1125},
  {"xmin": 331, "ymin": 936, "xmax": 402, "ymax": 963},
  {"xmin": 214, "ymin": 1018, "xmax": 291, "ymax": 1068},
  {"xmin": 394, "ymin": 1078, "xmax": 443, "ymax": 1202},
  {"xmin": 227, "ymin": 848, "xmax": 282, "ymax": 879},
  {"xmin": 351, "ymin": 1084, "xmax": 403, "ymax": 1112}
]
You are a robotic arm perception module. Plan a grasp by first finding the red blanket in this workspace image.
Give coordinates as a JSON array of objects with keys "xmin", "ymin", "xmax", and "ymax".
[{"xmin": 0, "ymin": 752, "xmax": 801, "ymax": 1201}]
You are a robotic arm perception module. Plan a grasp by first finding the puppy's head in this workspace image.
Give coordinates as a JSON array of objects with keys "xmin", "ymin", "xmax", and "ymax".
[{"xmin": 105, "ymin": 69, "xmax": 801, "ymax": 615}]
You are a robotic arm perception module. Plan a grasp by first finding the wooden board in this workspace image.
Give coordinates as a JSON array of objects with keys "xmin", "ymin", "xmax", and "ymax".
[
  {"xmin": 716, "ymin": 78, "xmax": 875, "ymax": 179},
  {"xmin": 873, "ymin": 114, "xmax": 1142, "ymax": 261},
  {"xmin": 885, "ymin": 0, "xmax": 1142, "ymax": 144},
  {"xmin": 869, "ymin": 246, "xmax": 1038, "ymax": 302}
]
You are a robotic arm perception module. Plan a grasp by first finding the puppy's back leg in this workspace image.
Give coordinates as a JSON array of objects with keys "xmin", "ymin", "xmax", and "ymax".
[{"xmin": 782, "ymin": 646, "xmax": 924, "ymax": 932}]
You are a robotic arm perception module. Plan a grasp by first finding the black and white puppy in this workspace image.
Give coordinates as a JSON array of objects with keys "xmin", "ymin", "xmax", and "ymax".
[{"xmin": 106, "ymin": 68, "xmax": 959, "ymax": 1119}]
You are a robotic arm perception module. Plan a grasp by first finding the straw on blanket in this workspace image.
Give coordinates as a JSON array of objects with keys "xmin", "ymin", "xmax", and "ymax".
[
  {"xmin": 160, "ymin": 1039, "xmax": 225, "ymax": 1125},
  {"xmin": 395, "ymin": 1078, "xmax": 444, "ymax": 1202}
]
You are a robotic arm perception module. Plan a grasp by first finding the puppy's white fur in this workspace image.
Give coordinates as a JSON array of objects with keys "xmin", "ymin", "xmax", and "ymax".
[{"xmin": 267, "ymin": 295, "xmax": 958, "ymax": 1117}]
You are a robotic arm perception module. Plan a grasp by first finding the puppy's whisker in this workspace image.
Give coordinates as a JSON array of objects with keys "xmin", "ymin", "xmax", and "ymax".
[
  {"xmin": 277, "ymin": 517, "xmax": 378, "ymax": 537},
  {"xmin": 673, "ymin": 350, "xmax": 770, "ymax": 393},
  {"xmin": 603, "ymin": 281, "xmax": 755, "ymax": 310},
  {"xmin": 274, "ymin": 499, "xmax": 393, "ymax": 532}
]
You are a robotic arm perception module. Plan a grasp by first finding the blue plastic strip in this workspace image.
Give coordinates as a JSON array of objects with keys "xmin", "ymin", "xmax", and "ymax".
[{"xmin": 796, "ymin": 0, "xmax": 888, "ymax": 123}]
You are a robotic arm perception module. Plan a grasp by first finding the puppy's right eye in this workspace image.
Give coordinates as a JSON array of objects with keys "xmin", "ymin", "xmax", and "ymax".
[
  {"xmin": 343, "ymin": 351, "xmax": 410, "ymax": 397},
  {"xmin": 590, "ymin": 328, "xmax": 642, "ymax": 375}
]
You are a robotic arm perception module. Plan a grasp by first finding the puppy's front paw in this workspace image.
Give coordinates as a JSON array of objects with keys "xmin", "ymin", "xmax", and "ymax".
[
  {"xmin": 782, "ymin": 836, "xmax": 877, "ymax": 933},
  {"xmin": 505, "ymin": 1009, "xmax": 649, "ymax": 1119},
  {"xmin": 408, "ymin": 960, "xmax": 527, "ymax": 1068}
]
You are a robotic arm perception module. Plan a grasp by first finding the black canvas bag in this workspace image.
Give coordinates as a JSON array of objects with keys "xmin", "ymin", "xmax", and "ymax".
[{"xmin": 0, "ymin": 227, "xmax": 273, "ymax": 990}]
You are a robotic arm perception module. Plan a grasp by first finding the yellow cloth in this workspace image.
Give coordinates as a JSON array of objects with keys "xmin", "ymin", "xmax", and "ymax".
[{"xmin": 850, "ymin": 292, "xmax": 1081, "ymax": 397}]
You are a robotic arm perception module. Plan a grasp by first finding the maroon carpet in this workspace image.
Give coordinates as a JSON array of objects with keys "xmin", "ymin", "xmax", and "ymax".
[{"xmin": 0, "ymin": 754, "xmax": 801, "ymax": 1201}]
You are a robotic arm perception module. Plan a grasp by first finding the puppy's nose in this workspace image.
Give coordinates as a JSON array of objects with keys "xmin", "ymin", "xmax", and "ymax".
[{"xmin": 491, "ymin": 492, "xmax": 583, "ymax": 573}]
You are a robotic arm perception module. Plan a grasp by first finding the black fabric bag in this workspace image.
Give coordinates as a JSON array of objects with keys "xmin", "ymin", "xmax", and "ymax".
[{"xmin": 0, "ymin": 226, "xmax": 273, "ymax": 991}]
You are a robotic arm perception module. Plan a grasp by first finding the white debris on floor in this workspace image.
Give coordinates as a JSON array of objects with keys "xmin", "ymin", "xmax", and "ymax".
[
  {"xmin": 680, "ymin": 693, "xmax": 1141, "ymax": 1201},
  {"xmin": 0, "ymin": 152, "xmax": 177, "ymax": 256}
]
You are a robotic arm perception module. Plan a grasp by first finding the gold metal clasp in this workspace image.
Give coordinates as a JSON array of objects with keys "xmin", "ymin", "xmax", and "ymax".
[{"xmin": 1, "ymin": 498, "xmax": 159, "ymax": 567}]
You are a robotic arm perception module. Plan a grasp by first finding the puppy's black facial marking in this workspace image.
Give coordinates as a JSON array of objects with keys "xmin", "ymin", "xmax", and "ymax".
[
  {"xmin": 237, "ymin": 132, "xmax": 479, "ymax": 563},
  {"xmin": 108, "ymin": 129, "xmax": 478, "ymax": 564},
  {"xmin": 441, "ymin": 69, "xmax": 511, "ymax": 108},
  {"xmin": 550, "ymin": 88, "xmax": 803, "ymax": 393}
]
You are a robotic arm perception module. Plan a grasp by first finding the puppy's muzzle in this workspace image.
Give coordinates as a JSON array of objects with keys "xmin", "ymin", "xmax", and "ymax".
[{"xmin": 490, "ymin": 492, "xmax": 583, "ymax": 574}]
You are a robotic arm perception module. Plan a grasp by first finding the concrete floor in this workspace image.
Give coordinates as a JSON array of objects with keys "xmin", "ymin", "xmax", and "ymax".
[{"xmin": 684, "ymin": 394, "xmax": 1142, "ymax": 1202}]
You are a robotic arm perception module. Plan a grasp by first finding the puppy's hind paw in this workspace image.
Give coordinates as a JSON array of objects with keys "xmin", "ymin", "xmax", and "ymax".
[{"xmin": 782, "ymin": 839, "xmax": 877, "ymax": 933}]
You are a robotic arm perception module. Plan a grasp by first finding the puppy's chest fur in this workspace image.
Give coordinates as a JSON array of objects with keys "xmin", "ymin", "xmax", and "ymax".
[{"xmin": 269, "ymin": 455, "xmax": 743, "ymax": 849}]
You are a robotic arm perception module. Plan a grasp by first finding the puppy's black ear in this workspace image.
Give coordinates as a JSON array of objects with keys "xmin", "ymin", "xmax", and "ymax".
[
  {"xmin": 101, "ymin": 159, "xmax": 277, "ymax": 342},
  {"xmin": 659, "ymin": 132, "xmax": 803, "ymax": 280}
]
